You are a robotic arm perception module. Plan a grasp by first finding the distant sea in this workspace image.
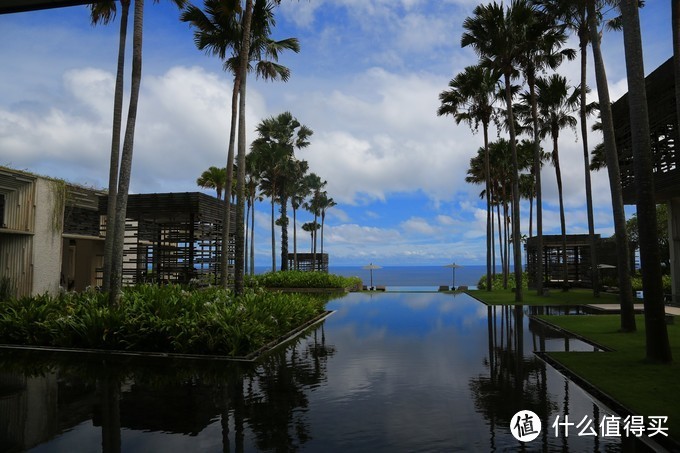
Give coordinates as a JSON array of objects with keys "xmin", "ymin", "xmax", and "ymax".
[{"xmin": 254, "ymin": 265, "xmax": 487, "ymax": 289}]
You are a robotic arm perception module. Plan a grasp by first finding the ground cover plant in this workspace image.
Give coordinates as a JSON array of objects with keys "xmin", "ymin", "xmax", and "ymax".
[
  {"xmin": 540, "ymin": 314, "xmax": 680, "ymax": 442},
  {"xmin": 246, "ymin": 270, "xmax": 361, "ymax": 290},
  {"xmin": 0, "ymin": 285, "xmax": 327, "ymax": 357},
  {"xmin": 469, "ymin": 286, "xmax": 620, "ymax": 306}
]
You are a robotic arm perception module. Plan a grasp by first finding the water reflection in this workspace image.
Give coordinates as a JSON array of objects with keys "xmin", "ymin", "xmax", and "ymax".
[{"xmin": 0, "ymin": 293, "xmax": 661, "ymax": 451}]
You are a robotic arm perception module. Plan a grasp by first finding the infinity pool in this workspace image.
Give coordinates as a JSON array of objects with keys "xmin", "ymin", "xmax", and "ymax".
[{"xmin": 0, "ymin": 291, "xmax": 656, "ymax": 451}]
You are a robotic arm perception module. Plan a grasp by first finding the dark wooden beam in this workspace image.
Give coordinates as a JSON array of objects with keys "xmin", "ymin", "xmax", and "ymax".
[{"xmin": 0, "ymin": 0, "xmax": 107, "ymax": 14}]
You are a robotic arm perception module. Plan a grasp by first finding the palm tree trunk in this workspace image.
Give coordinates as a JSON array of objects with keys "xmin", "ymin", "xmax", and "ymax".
[
  {"xmin": 483, "ymin": 124, "xmax": 492, "ymax": 291},
  {"xmin": 587, "ymin": 0, "xmax": 635, "ymax": 331},
  {"xmin": 674, "ymin": 0, "xmax": 680, "ymax": 133},
  {"xmin": 504, "ymin": 72, "xmax": 523, "ymax": 302},
  {"xmin": 497, "ymin": 199, "xmax": 503, "ymax": 286},
  {"xmin": 250, "ymin": 193, "xmax": 255, "ymax": 275},
  {"xmin": 578, "ymin": 27, "xmax": 599, "ymax": 296},
  {"xmin": 270, "ymin": 194, "xmax": 276, "ymax": 272},
  {"xmin": 233, "ymin": 0, "xmax": 254, "ymax": 295},
  {"xmin": 103, "ymin": 0, "xmax": 129, "ymax": 293},
  {"xmin": 620, "ymin": 0, "xmax": 672, "ymax": 362},
  {"xmin": 553, "ymin": 136, "xmax": 569, "ymax": 290},
  {"xmin": 279, "ymin": 193, "xmax": 289, "ymax": 271},
  {"xmin": 221, "ymin": 77, "xmax": 239, "ymax": 289},
  {"xmin": 244, "ymin": 198, "xmax": 250, "ymax": 274},
  {"xmin": 109, "ymin": 0, "xmax": 144, "ymax": 307},
  {"xmin": 528, "ymin": 73, "xmax": 544, "ymax": 296},
  {"xmin": 293, "ymin": 207, "xmax": 298, "ymax": 270}
]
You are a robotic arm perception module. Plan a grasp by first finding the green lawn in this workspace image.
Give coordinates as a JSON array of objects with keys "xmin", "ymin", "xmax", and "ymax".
[
  {"xmin": 469, "ymin": 288, "xmax": 679, "ymax": 444},
  {"xmin": 468, "ymin": 287, "xmax": 621, "ymax": 306},
  {"xmin": 540, "ymin": 314, "xmax": 680, "ymax": 443}
]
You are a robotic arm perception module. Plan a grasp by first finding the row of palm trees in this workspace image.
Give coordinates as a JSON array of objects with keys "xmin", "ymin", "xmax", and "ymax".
[
  {"xmin": 440, "ymin": 0, "xmax": 671, "ymax": 363},
  {"xmin": 199, "ymin": 112, "xmax": 336, "ymax": 275},
  {"xmin": 90, "ymin": 0, "xmax": 300, "ymax": 302}
]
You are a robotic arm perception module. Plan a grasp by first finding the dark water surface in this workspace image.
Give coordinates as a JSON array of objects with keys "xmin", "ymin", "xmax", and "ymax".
[{"xmin": 1, "ymin": 292, "xmax": 659, "ymax": 452}]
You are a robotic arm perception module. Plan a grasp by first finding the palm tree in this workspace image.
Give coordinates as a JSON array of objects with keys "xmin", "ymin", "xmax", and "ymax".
[
  {"xmin": 290, "ymin": 166, "xmax": 310, "ymax": 270},
  {"xmin": 585, "ymin": 0, "xmax": 636, "ymax": 331},
  {"xmin": 197, "ymin": 166, "xmax": 228, "ymax": 199},
  {"xmin": 619, "ymin": 0, "xmax": 672, "ymax": 362},
  {"xmin": 251, "ymin": 112, "xmax": 312, "ymax": 271},
  {"xmin": 462, "ymin": 0, "xmax": 533, "ymax": 302},
  {"xmin": 182, "ymin": 0, "xmax": 298, "ymax": 290},
  {"xmin": 517, "ymin": 3, "xmax": 575, "ymax": 295},
  {"xmin": 89, "ymin": 0, "xmax": 130, "ymax": 294},
  {"xmin": 318, "ymin": 192, "xmax": 336, "ymax": 261},
  {"xmin": 438, "ymin": 64, "xmax": 498, "ymax": 291},
  {"xmin": 302, "ymin": 221, "xmax": 320, "ymax": 253},
  {"xmin": 535, "ymin": 0, "xmax": 602, "ymax": 296},
  {"xmin": 303, "ymin": 174, "xmax": 326, "ymax": 271},
  {"xmin": 534, "ymin": 74, "xmax": 579, "ymax": 290}
]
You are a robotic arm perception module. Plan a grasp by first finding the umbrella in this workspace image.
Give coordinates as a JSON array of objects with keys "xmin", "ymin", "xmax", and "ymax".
[
  {"xmin": 362, "ymin": 263, "xmax": 382, "ymax": 287},
  {"xmin": 443, "ymin": 262, "xmax": 463, "ymax": 288}
]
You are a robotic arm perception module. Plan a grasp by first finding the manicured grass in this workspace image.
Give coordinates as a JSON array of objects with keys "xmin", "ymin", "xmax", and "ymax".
[
  {"xmin": 540, "ymin": 314, "xmax": 680, "ymax": 442},
  {"xmin": 246, "ymin": 270, "xmax": 361, "ymax": 290},
  {"xmin": 469, "ymin": 287, "xmax": 621, "ymax": 306}
]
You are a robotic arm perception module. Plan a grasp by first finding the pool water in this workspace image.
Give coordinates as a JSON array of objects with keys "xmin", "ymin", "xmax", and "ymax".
[{"xmin": 0, "ymin": 291, "xmax": 659, "ymax": 451}]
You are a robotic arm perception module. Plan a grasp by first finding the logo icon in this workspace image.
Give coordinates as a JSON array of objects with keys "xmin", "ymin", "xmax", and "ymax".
[{"xmin": 510, "ymin": 410, "xmax": 542, "ymax": 442}]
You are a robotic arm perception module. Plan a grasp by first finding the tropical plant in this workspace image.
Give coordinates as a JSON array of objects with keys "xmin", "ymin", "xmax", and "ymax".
[
  {"xmin": 533, "ymin": 74, "xmax": 579, "ymax": 289},
  {"xmin": 516, "ymin": 2, "xmax": 575, "ymax": 296},
  {"xmin": 89, "ymin": 0, "xmax": 130, "ymax": 295},
  {"xmin": 197, "ymin": 166, "xmax": 228, "ymax": 199},
  {"xmin": 318, "ymin": 192, "xmax": 336, "ymax": 260},
  {"xmin": 619, "ymin": 0, "xmax": 671, "ymax": 362},
  {"xmin": 438, "ymin": 64, "xmax": 498, "ymax": 291},
  {"xmin": 462, "ymin": 0, "xmax": 533, "ymax": 302},
  {"xmin": 182, "ymin": 0, "xmax": 298, "ymax": 292},
  {"xmin": 534, "ymin": 0, "xmax": 600, "ymax": 296},
  {"xmin": 250, "ymin": 112, "xmax": 312, "ymax": 272},
  {"xmin": 585, "ymin": 0, "xmax": 636, "ymax": 331},
  {"xmin": 303, "ymin": 174, "xmax": 326, "ymax": 270}
]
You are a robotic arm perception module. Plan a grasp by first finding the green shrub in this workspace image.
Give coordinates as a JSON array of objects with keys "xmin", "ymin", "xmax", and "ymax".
[
  {"xmin": 477, "ymin": 272, "xmax": 529, "ymax": 291},
  {"xmin": 0, "ymin": 284, "xmax": 327, "ymax": 357},
  {"xmin": 246, "ymin": 270, "xmax": 361, "ymax": 290}
]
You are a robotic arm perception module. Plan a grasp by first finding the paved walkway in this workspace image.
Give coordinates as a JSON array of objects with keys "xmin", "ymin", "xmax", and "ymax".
[{"xmin": 586, "ymin": 304, "xmax": 680, "ymax": 316}]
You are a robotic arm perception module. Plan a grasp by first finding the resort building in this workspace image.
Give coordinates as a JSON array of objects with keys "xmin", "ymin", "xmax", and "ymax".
[{"xmin": 0, "ymin": 167, "xmax": 234, "ymax": 298}]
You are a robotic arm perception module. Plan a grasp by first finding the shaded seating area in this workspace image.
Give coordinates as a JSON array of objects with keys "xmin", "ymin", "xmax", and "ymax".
[
  {"xmin": 287, "ymin": 253, "xmax": 328, "ymax": 272},
  {"xmin": 525, "ymin": 235, "xmax": 620, "ymax": 289},
  {"xmin": 99, "ymin": 192, "xmax": 234, "ymax": 286}
]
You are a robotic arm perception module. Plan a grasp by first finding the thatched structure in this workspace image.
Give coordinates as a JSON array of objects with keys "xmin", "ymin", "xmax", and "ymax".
[{"xmin": 287, "ymin": 253, "xmax": 329, "ymax": 272}]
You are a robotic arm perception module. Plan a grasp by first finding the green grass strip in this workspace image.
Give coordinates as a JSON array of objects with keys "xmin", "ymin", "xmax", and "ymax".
[
  {"xmin": 539, "ymin": 314, "xmax": 680, "ymax": 441},
  {"xmin": 469, "ymin": 287, "xmax": 621, "ymax": 306}
]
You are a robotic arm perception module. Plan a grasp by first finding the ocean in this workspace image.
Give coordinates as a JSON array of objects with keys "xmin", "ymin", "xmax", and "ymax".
[{"xmin": 255, "ymin": 265, "xmax": 487, "ymax": 289}]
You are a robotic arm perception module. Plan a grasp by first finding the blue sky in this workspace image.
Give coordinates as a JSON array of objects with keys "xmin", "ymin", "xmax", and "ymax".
[{"xmin": 0, "ymin": 1, "xmax": 673, "ymax": 266}]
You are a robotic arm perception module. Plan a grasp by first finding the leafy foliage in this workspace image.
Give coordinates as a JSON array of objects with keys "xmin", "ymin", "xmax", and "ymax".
[
  {"xmin": 477, "ymin": 272, "xmax": 529, "ymax": 291},
  {"xmin": 0, "ymin": 285, "xmax": 326, "ymax": 357},
  {"xmin": 246, "ymin": 270, "xmax": 361, "ymax": 290}
]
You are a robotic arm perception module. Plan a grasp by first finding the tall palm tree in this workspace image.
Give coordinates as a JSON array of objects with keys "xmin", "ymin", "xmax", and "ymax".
[
  {"xmin": 462, "ymin": 0, "xmax": 533, "ymax": 302},
  {"xmin": 535, "ymin": 0, "xmax": 601, "ymax": 296},
  {"xmin": 438, "ymin": 64, "xmax": 498, "ymax": 291},
  {"xmin": 534, "ymin": 74, "xmax": 579, "ymax": 289},
  {"xmin": 517, "ymin": 3, "xmax": 575, "ymax": 295},
  {"xmin": 251, "ymin": 112, "xmax": 312, "ymax": 271},
  {"xmin": 318, "ymin": 192, "xmax": 336, "ymax": 261},
  {"xmin": 290, "ymin": 165, "xmax": 310, "ymax": 270},
  {"xmin": 89, "ymin": 0, "xmax": 130, "ymax": 294},
  {"xmin": 182, "ymin": 0, "xmax": 297, "ymax": 290},
  {"xmin": 302, "ymin": 221, "xmax": 320, "ymax": 253},
  {"xmin": 197, "ymin": 166, "xmax": 228, "ymax": 199},
  {"xmin": 585, "ymin": 0, "xmax": 636, "ymax": 331},
  {"xmin": 619, "ymin": 0, "xmax": 672, "ymax": 362},
  {"xmin": 303, "ymin": 174, "xmax": 326, "ymax": 271}
]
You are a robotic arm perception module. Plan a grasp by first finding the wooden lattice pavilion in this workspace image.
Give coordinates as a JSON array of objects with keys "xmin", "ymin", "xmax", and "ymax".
[
  {"xmin": 98, "ymin": 192, "xmax": 234, "ymax": 286},
  {"xmin": 525, "ymin": 235, "xmax": 620, "ymax": 289},
  {"xmin": 612, "ymin": 56, "xmax": 680, "ymax": 301},
  {"xmin": 287, "ymin": 253, "xmax": 329, "ymax": 272}
]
